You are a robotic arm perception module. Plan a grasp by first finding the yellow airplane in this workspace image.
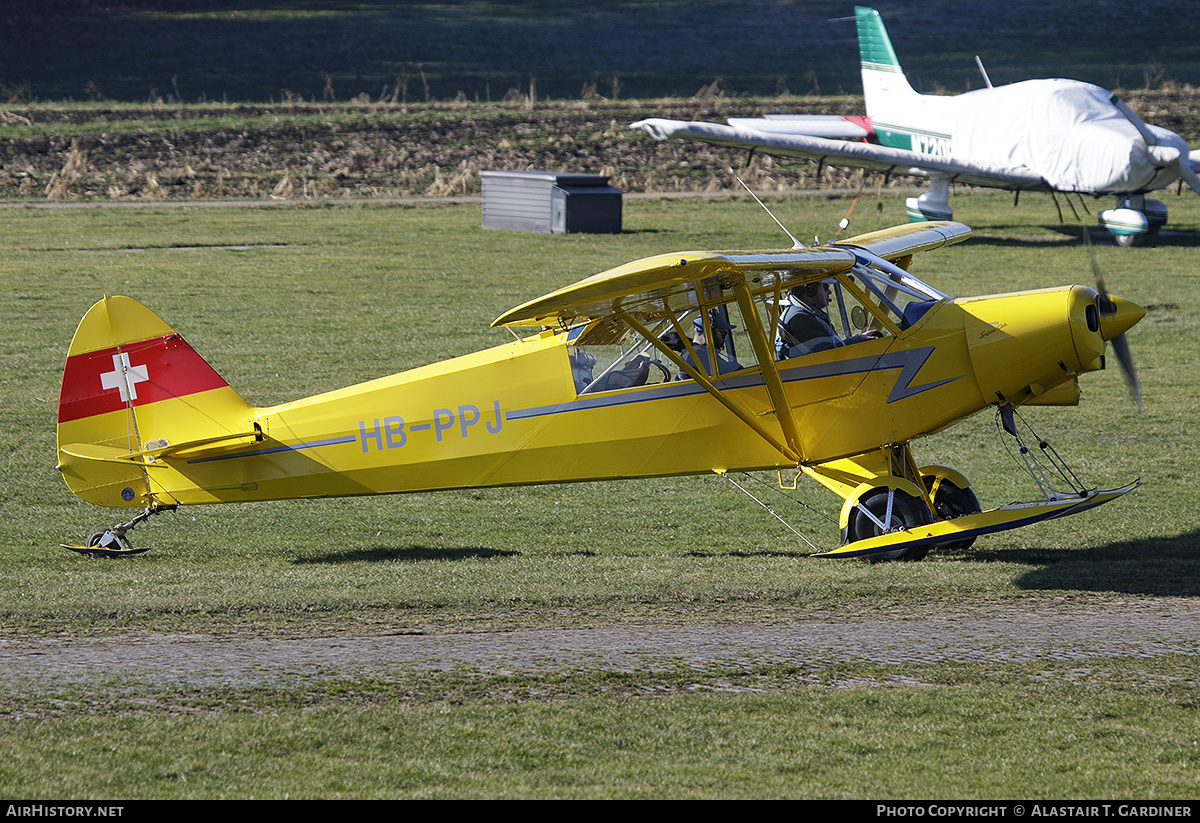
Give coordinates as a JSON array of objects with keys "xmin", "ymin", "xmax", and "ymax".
[{"xmin": 56, "ymin": 221, "xmax": 1143, "ymax": 561}]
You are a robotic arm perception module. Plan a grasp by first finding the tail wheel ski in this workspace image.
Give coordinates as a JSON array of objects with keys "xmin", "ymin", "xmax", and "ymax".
[
  {"xmin": 63, "ymin": 506, "xmax": 170, "ymax": 558},
  {"xmin": 922, "ymin": 474, "xmax": 982, "ymax": 552},
  {"xmin": 847, "ymin": 488, "xmax": 933, "ymax": 562},
  {"xmin": 65, "ymin": 528, "xmax": 149, "ymax": 558}
]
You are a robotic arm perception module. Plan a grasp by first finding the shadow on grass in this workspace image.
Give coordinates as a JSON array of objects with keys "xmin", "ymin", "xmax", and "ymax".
[
  {"xmin": 964, "ymin": 223, "xmax": 1200, "ymax": 248},
  {"xmin": 685, "ymin": 549, "xmax": 810, "ymax": 559},
  {"xmin": 293, "ymin": 545, "xmax": 520, "ymax": 564},
  {"xmin": 948, "ymin": 529, "xmax": 1200, "ymax": 596}
]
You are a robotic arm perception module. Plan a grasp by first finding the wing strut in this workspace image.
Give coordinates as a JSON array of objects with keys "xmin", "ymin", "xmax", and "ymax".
[
  {"xmin": 614, "ymin": 309, "xmax": 801, "ymax": 463},
  {"xmin": 728, "ymin": 279, "xmax": 805, "ymax": 457}
]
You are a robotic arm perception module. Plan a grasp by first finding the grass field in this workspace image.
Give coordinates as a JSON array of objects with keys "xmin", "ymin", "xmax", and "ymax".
[
  {"xmin": 4, "ymin": 0, "xmax": 1200, "ymax": 800},
  {"xmin": 2, "ymin": 191, "xmax": 1199, "ymax": 797},
  {"xmin": 7, "ymin": 0, "xmax": 1200, "ymax": 103}
]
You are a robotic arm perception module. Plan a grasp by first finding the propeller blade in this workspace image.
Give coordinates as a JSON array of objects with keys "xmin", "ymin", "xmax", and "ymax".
[
  {"xmin": 1110, "ymin": 93, "xmax": 1159, "ymax": 146},
  {"xmin": 1108, "ymin": 332, "xmax": 1143, "ymax": 415},
  {"xmin": 1084, "ymin": 225, "xmax": 1143, "ymax": 414},
  {"xmin": 1175, "ymin": 155, "xmax": 1200, "ymax": 197},
  {"xmin": 1110, "ymin": 93, "xmax": 1200, "ymax": 196}
]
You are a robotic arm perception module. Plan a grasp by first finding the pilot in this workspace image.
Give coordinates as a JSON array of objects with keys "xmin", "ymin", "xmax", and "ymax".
[
  {"xmin": 776, "ymin": 280, "xmax": 878, "ymax": 359},
  {"xmin": 683, "ymin": 309, "xmax": 743, "ymax": 376}
]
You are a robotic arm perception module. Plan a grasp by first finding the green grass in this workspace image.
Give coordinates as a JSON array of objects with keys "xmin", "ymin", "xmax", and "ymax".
[
  {"xmin": 3, "ymin": 656, "xmax": 1198, "ymax": 799},
  {"xmin": 2, "ymin": 192, "xmax": 1199, "ymax": 797},
  {"xmin": 6, "ymin": 0, "xmax": 1200, "ymax": 104}
]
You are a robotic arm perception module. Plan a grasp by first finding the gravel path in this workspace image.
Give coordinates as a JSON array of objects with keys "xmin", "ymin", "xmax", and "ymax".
[{"xmin": 3, "ymin": 599, "xmax": 1197, "ymax": 689}]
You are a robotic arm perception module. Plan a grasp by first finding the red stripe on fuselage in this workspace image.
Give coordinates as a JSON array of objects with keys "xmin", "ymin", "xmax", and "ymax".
[{"xmin": 58, "ymin": 334, "xmax": 229, "ymax": 423}]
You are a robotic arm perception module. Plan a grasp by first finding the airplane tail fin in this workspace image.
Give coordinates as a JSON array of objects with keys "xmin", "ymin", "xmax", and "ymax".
[
  {"xmin": 57, "ymin": 296, "xmax": 256, "ymax": 508},
  {"xmin": 856, "ymin": 6, "xmax": 920, "ymax": 118}
]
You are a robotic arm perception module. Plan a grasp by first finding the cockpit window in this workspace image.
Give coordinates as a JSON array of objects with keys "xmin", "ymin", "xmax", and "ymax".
[
  {"xmin": 571, "ymin": 304, "xmax": 761, "ymax": 394},
  {"xmin": 571, "ymin": 314, "xmax": 678, "ymax": 394},
  {"xmin": 850, "ymin": 259, "xmax": 948, "ymax": 330},
  {"xmin": 565, "ymin": 255, "xmax": 948, "ymax": 393}
]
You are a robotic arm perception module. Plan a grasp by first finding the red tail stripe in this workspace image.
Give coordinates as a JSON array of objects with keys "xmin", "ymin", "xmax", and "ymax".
[{"xmin": 58, "ymin": 334, "xmax": 230, "ymax": 423}]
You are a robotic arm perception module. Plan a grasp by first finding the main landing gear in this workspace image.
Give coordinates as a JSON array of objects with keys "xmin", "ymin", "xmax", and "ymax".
[
  {"xmin": 63, "ymin": 505, "xmax": 176, "ymax": 558},
  {"xmin": 842, "ymin": 467, "xmax": 982, "ymax": 562},
  {"xmin": 795, "ymin": 444, "xmax": 983, "ymax": 562}
]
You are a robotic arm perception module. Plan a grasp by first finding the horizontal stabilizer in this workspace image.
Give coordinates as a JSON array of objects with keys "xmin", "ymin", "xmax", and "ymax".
[
  {"xmin": 814, "ymin": 481, "xmax": 1139, "ymax": 559},
  {"xmin": 60, "ymin": 430, "xmax": 262, "ymax": 466}
]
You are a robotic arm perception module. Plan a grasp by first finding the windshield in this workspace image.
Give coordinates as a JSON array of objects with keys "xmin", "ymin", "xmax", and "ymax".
[
  {"xmin": 850, "ymin": 259, "xmax": 946, "ymax": 326},
  {"xmin": 566, "ymin": 256, "xmax": 948, "ymax": 395}
]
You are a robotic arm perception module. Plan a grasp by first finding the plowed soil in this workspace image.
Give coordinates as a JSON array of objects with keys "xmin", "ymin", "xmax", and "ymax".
[{"xmin": 6, "ymin": 90, "xmax": 1198, "ymax": 203}]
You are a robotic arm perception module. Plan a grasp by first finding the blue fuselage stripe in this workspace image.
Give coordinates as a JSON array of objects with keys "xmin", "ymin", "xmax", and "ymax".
[{"xmin": 185, "ymin": 435, "xmax": 357, "ymax": 464}]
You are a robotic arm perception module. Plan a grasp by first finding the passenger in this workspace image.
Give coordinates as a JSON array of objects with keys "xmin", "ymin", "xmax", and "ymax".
[
  {"xmin": 776, "ymin": 280, "xmax": 879, "ymax": 359},
  {"xmin": 682, "ymin": 310, "xmax": 743, "ymax": 376}
]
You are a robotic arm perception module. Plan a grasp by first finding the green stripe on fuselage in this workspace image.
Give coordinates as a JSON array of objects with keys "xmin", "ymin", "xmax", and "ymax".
[{"xmin": 871, "ymin": 124, "xmax": 953, "ymax": 157}]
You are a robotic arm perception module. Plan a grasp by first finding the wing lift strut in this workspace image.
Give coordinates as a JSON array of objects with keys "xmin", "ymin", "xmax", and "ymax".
[{"xmin": 613, "ymin": 271, "xmax": 805, "ymax": 465}]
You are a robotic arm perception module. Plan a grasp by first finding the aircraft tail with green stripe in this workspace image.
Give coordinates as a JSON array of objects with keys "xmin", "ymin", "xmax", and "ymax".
[{"xmin": 855, "ymin": 5, "xmax": 957, "ymax": 219}]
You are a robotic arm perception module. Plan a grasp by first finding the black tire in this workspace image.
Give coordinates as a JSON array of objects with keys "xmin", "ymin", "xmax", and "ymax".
[
  {"xmin": 923, "ymin": 476, "xmax": 982, "ymax": 552},
  {"xmin": 84, "ymin": 529, "xmax": 132, "ymax": 555},
  {"xmin": 847, "ymin": 489, "xmax": 933, "ymax": 562},
  {"xmin": 86, "ymin": 529, "xmax": 113, "ymax": 549}
]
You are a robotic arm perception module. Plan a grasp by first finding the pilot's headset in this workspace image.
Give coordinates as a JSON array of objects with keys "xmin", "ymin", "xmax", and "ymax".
[
  {"xmin": 792, "ymin": 280, "xmax": 832, "ymax": 301},
  {"xmin": 694, "ymin": 309, "xmax": 736, "ymax": 338}
]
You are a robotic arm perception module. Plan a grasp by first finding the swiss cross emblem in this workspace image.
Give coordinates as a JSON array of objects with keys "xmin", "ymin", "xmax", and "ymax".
[{"xmin": 99, "ymin": 352, "xmax": 150, "ymax": 402}]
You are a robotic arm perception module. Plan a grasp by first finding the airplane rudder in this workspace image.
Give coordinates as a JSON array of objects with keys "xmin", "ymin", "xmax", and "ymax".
[
  {"xmin": 856, "ymin": 6, "xmax": 902, "ymax": 72},
  {"xmin": 58, "ymin": 296, "xmax": 237, "ymax": 422},
  {"xmin": 57, "ymin": 296, "xmax": 250, "ymax": 507}
]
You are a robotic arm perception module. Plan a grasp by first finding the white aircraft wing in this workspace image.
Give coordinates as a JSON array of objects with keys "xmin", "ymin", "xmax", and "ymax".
[
  {"xmin": 725, "ymin": 115, "xmax": 872, "ymax": 139},
  {"xmin": 631, "ymin": 118, "xmax": 1050, "ymax": 192}
]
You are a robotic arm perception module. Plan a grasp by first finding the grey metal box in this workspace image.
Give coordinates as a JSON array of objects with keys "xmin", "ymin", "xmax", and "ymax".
[{"xmin": 481, "ymin": 170, "xmax": 622, "ymax": 234}]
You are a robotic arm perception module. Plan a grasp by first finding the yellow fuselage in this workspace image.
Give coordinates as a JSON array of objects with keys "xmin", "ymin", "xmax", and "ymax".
[{"xmin": 57, "ymin": 283, "xmax": 1114, "ymax": 510}]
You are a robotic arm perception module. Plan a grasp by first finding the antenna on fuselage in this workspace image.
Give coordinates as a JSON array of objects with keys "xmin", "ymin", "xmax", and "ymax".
[
  {"xmin": 735, "ymin": 176, "xmax": 804, "ymax": 249},
  {"xmin": 974, "ymin": 56, "xmax": 994, "ymax": 89}
]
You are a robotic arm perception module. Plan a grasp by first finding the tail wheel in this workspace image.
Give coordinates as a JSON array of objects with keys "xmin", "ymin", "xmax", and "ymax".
[
  {"xmin": 922, "ymin": 476, "xmax": 982, "ymax": 552},
  {"xmin": 847, "ymin": 488, "xmax": 933, "ymax": 562}
]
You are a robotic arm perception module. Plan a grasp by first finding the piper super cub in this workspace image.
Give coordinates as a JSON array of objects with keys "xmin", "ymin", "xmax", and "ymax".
[{"xmin": 57, "ymin": 221, "xmax": 1143, "ymax": 560}]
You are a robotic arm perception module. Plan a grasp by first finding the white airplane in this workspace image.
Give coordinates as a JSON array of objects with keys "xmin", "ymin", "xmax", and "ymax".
[{"xmin": 632, "ymin": 6, "xmax": 1200, "ymax": 246}]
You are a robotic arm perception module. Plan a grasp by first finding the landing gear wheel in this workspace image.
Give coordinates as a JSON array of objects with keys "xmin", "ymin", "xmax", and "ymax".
[
  {"xmin": 1114, "ymin": 233, "xmax": 1140, "ymax": 248},
  {"xmin": 63, "ymin": 506, "xmax": 170, "ymax": 557},
  {"xmin": 64, "ymin": 525, "xmax": 149, "ymax": 557},
  {"xmin": 86, "ymin": 529, "xmax": 115, "ymax": 550},
  {"xmin": 70, "ymin": 528, "xmax": 144, "ymax": 557},
  {"xmin": 923, "ymin": 476, "xmax": 982, "ymax": 552},
  {"xmin": 847, "ymin": 488, "xmax": 933, "ymax": 562}
]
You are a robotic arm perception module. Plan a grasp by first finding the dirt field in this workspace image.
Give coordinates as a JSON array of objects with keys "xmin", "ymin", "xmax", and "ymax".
[
  {"xmin": 6, "ymin": 90, "xmax": 1199, "ymax": 202},
  {"xmin": 3, "ymin": 596, "xmax": 1196, "ymax": 694}
]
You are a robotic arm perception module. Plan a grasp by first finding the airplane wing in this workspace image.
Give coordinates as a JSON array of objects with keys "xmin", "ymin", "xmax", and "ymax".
[
  {"xmin": 631, "ymin": 118, "xmax": 1051, "ymax": 192},
  {"xmin": 835, "ymin": 221, "xmax": 973, "ymax": 261},
  {"xmin": 725, "ymin": 115, "xmax": 872, "ymax": 139},
  {"xmin": 492, "ymin": 248, "xmax": 857, "ymax": 329}
]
